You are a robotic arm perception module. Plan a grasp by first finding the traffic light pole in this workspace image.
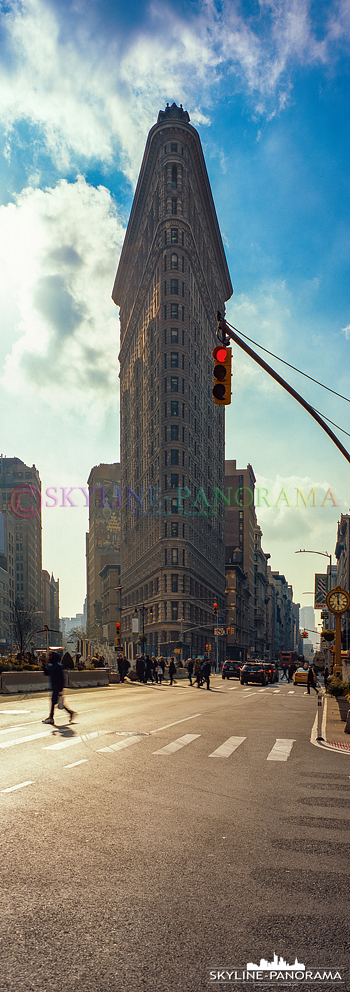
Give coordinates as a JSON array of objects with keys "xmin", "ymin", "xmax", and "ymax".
[{"xmin": 217, "ymin": 314, "xmax": 350, "ymax": 465}]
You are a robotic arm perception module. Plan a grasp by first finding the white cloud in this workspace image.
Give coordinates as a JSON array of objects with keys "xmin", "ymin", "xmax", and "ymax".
[
  {"xmin": 342, "ymin": 324, "xmax": 350, "ymax": 339},
  {"xmin": 0, "ymin": 176, "xmax": 125, "ymax": 413},
  {"xmin": 0, "ymin": 0, "xmax": 347, "ymax": 189}
]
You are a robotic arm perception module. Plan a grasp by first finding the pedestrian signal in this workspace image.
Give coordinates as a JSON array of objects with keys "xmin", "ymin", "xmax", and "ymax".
[{"xmin": 212, "ymin": 345, "xmax": 232, "ymax": 406}]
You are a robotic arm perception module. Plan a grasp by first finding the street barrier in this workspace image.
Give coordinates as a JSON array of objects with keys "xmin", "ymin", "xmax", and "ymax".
[
  {"xmin": 67, "ymin": 670, "xmax": 109, "ymax": 689},
  {"xmin": 1, "ymin": 671, "xmax": 49, "ymax": 694}
]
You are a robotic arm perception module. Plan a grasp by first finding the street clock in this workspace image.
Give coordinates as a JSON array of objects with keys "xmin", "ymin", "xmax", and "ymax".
[{"xmin": 325, "ymin": 585, "xmax": 350, "ymax": 615}]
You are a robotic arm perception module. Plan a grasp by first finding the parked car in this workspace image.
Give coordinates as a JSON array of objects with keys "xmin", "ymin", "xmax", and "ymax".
[
  {"xmin": 293, "ymin": 666, "xmax": 309, "ymax": 686},
  {"xmin": 222, "ymin": 660, "xmax": 242, "ymax": 680},
  {"xmin": 240, "ymin": 663, "xmax": 266, "ymax": 686},
  {"xmin": 262, "ymin": 662, "xmax": 278, "ymax": 683}
]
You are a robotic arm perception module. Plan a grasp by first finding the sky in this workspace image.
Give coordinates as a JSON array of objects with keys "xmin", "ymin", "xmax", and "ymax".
[{"xmin": 0, "ymin": 0, "xmax": 349, "ymax": 633}]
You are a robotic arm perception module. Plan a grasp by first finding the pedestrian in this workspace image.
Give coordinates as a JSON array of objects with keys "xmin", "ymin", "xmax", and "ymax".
[
  {"xmin": 287, "ymin": 663, "xmax": 293, "ymax": 683},
  {"xmin": 202, "ymin": 658, "xmax": 211, "ymax": 690},
  {"xmin": 323, "ymin": 665, "xmax": 329, "ymax": 690},
  {"xmin": 42, "ymin": 651, "xmax": 77, "ymax": 725},
  {"xmin": 186, "ymin": 658, "xmax": 194, "ymax": 686},
  {"xmin": 145, "ymin": 655, "xmax": 154, "ymax": 683},
  {"xmin": 117, "ymin": 656, "xmax": 124, "ymax": 681},
  {"xmin": 169, "ymin": 657, "xmax": 177, "ymax": 685},
  {"xmin": 156, "ymin": 660, "xmax": 163, "ymax": 684},
  {"xmin": 193, "ymin": 657, "xmax": 201, "ymax": 688},
  {"xmin": 307, "ymin": 665, "xmax": 318, "ymax": 695},
  {"xmin": 122, "ymin": 656, "xmax": 130, "ymax": 681}
]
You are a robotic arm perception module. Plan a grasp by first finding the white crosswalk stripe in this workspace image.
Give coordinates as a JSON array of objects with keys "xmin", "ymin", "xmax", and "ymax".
[
  {"xmin": 266, "ymin": 738, "xmax": 296, "ymax": 761},
  {"xmin": 209, "ymin": 736, "xmax": 246, "ymax": 758},
  {"xmin": 43, "ymin": 730, "xmax": 109, "ymax": 751},
  {"xmin": 98, "ymin": 734, "xmax": 145, "ymax": 753},
  {"xmin": 0, "ymin": 730, "xmax": 53, "ymax": 749},
  {"xmin": 153, "ymin": 733, "xmax": 200, "ymax": 755}
]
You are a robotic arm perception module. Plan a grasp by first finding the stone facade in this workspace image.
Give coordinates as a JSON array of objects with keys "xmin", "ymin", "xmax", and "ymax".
[{"xmin": 113, "ymin": 104, "xmax": 232, "ymax": 659}]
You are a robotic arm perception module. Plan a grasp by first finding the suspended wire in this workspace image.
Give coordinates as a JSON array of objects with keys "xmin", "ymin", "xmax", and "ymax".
[
  {"xmin": 225, "ymin": 319, "xmax": 350, "ymax": 404},
  {"xmin": 314, "ymin": 410, "xmax": 350, "ymax": 439}
]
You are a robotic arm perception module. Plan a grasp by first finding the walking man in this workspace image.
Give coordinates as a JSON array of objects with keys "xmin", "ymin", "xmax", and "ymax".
[{"xmin": 42, "ymin": 652, "xmax": 77, "ymax": 725}]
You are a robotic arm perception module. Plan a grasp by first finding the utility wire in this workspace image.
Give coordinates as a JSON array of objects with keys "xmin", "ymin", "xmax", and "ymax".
[
  {"xmin": 315, "ymin": 411, "xmax": 350, "ymax": 439},
  {"xmin": 225, "ymin": 319, "xmax": 350, "ymax": 404}
]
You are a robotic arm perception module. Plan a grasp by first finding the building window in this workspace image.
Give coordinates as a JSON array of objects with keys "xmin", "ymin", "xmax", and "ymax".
[
  {"xmin": 171, "ymin": 327, "xmax": 178, "ymax": 343},
  {"xmin": 171, "ymin": 521, "xmax": 178, "ymax": 537},
  {"xmin": 170, "ymin": 353, "xmax": 178, "ymax": 368},
  {"xmin": 171, "ymin": 377, "xmax": 178, "ymax": 392},
  {"xmin": 171, "ymin": 548, "xmax": 178, "ymax": 565},
  {"xmin": 171, "ymin": 165, "xmax": 177, "ymax": 187},
  {"xmin": 171, "ymin": 253, "xmax": 178, "ymax": 270},
  {"xmin": 171, "ymin": 279, "xmax": 178, "ymax": 294},
  {"xmin": 171, "ymin": 601, "xmax": 178, "ymax": 621},
  {"xmin": 171, "ymin": 198, "xmax": 177, "ymax": 215},
  {"xmin": 171, "ymin": 424, "xmax": 179, "ymax": 440},
  {"xmin": 171, "ymin": 474, "xmax": 179, "ymax": 489},
  {"xmin": 182, "ymin": 282, "xmax": 184, "ymax": 297},
  {"xmin": 171, "ymin": 304, "xmax": 178, "ymax": 319},
  {"xmin": 171, "ymin": 574, "xmax": 178, "ymax": 593},
  {"xmin": 171, "ymin": 450, "xmax": 179, "ymax": 465},
  {"xmin": 171, "ymin": 143, "xmax": 177, "ymax": 152},
  {"xmin": 164, "ymin": 280, "xmax": 167, "ymax": 295},
  {"xmin": 171, "ymin": 228, "xmax": 178, "ymax": 243},
  {"xmin": 171, "ymin": 401, "xmax": 179, "ymax": 416},
  {"xmin": 182, "ymin": 306, "xmax": 185, "ymax": 321}
]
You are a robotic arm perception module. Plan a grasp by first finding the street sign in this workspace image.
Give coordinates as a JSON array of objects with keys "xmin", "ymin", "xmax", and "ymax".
[
  {"xmin": 218, "ymin": 611, "xmax": 226, "ymax": 625},
  {"xmin": 314, "ymin": 573, "xmax": 328, "ymax": 609},
  {"xmin": 214, "ymin": 627, "xmax": 224, "ymax": 636}
]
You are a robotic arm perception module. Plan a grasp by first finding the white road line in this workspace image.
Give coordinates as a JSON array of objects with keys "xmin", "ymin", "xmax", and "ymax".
[
  {"xmin": 43, "ymin": 730, "xmax": 109, "ymax": 751},
  {"xmin": 288, "ymin": 690, "xmax": 295, "ymax": 694},
  {"xmin": 65, "ymin": 759, "xmax": 88, "ymax": 768},
  {"xmin": 209, "ymin": 736, "xmax": 246, "ymax": 758},
  {"xmin": 1, "ymin": 780, "xmax": 34, "ymax": 793},
  {"xmin": 266, "ymin": 738, "xmax": 296, "ymax": 761},
  {"xmin": 0, "ymin": 730, "xmax": 53, "ymax": 748},
  {"xmin": 0, "ymin": 710, "xmax": 31, "ymax": 715},
  {"xmin": 153, "ymin": 733, "xmax": 200, "ymax": 755},
  {"xmin": 150, "ymin": 713, "xmax": 201, "ymax": 734},
  {"xmin": 272, "ymin": 689, "xmax": 281, "ymax": 693},
  {"xmin": 98, "ymin": 734, "xmax": 144, "ymax": 753}
]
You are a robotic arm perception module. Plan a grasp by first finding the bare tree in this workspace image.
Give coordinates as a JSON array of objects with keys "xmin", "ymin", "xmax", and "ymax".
[{"xmin": 7, "ymin": 600, "xmax": 43, "ymax": 660}]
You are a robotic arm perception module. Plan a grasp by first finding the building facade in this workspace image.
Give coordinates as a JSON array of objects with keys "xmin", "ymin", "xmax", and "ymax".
[
  {"xmin": 0, "ymin": 457, "xmax": 42, "ymax": 611},
  {"xmin": 113, "ymin": 104, "xmax": 232, "ymax": 660},
  {"xmin": 335, "ymin": 514, "xmax": 350, "ymax": 651},
  {"xmin": 225, "ymin": 460, "xmax": 256, "ymax": 659},
  {"xmin": 86, "ymin": 463, "xmax": 121, "ymax": 640}
]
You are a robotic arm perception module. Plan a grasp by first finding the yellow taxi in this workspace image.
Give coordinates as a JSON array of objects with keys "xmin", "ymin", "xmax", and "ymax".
[{"xmin": 293, "ymin": 666, "xmax": 309, "ymax": 686}]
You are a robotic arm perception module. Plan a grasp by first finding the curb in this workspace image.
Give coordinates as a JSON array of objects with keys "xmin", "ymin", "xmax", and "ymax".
[{"xmin": 310, "ymin": 694, "xmax": 350, "ymax": 754}]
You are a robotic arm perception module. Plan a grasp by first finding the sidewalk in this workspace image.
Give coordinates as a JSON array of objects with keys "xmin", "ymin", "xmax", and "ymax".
[{"xmin": 324, "ymin": 692, "xmax": 350, "ymax": 752}]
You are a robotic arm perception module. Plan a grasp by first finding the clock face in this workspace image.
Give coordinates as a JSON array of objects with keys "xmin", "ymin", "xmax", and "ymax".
[{"xmin": 327, "ymin": 588, "xmax": 350, "ymax": 613}]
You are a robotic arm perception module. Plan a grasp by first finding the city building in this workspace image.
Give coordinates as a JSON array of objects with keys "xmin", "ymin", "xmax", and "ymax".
[
  {"xmin": 42, "ymin": 569, "xmax": 60, "ymax": 646},
  {"xmin": 0, "ymin": 456, "xmax": 42, "ymax": 610},
  {"xmin": 112, "ymin": 103, "xmax": 232, "ymax": 660},
  {"xmin": 253, "ymin": 520, "xmax": 268, "ymax": 657},
  {"xmin": 225, "ymin": 460, "xmax": 256, "ymax": 659},
  {"xmin": 86, "ymin": 463, "xmax": 121, "ymax": 640},
  {"xmin": 99, "ymin": 562, "xmax": 120, "ymax": 645},
  {"xmin": 335, "ymin": 514, "xmax": 350, "ymax": 651}
]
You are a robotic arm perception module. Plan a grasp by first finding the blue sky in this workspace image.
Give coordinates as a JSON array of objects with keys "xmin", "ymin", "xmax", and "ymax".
[{"xmin": 0, "ymin": 0, "xmax": 349, "ymax": 626}]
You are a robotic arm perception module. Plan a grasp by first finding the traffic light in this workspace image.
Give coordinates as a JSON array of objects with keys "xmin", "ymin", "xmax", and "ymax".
[
  {"xmin": 149, "ymin": 607, "xmax": 153, "ymax": 619},
  {"xmin": 301, "ymin": 631, "xmax": 308, "ymax": 638},
  {"xmin": 213, "ymin": 602, "xmax": 218, "ymax": 615},
  {"xmin": 115, "ymin": 621, "xmax": 121, "ymax": 647},
  {"xmin": 212, "ymin": 345, "xmax": 232, "ymax": 406}
]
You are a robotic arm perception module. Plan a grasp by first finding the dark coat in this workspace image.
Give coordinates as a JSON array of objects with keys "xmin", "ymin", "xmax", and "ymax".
[{"xmin": 42, "ymin": 659, "xmax": 64, "ymax": 692}]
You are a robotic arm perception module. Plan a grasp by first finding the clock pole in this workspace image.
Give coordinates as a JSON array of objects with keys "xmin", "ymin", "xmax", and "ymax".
[{"xmin": 334, "ymin": 614, "xmax": 342, "ymax": 677}]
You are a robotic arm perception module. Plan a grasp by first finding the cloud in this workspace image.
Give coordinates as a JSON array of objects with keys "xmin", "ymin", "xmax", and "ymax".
[
  {"xmin": 342, "ymin": 324, "xmax": 350, "ymax": 339},
  {"xmin": 0, "ymin": 0, "xmax": 348, "ymax": 189},
  {"xmin": 0, "ymin": 176, "xmax": 125, "ymax": 412}
]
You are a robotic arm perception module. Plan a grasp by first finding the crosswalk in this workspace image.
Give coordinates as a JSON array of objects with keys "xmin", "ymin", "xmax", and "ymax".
[{"xmin": 0, "ymin": 723, "xmax": 298, "ymax": 791}]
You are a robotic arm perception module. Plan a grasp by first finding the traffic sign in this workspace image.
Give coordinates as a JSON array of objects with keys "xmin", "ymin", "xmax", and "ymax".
[{"xmin": 214, "ymin": 627, "xmax": 224, "ymax": 636}]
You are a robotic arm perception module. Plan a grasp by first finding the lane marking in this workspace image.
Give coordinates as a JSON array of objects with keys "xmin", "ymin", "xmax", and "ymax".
[
  {"xmin": 272, "ymin": 689, "xmax": 281, "ymax": 693},
  {"xmin": 98, "ymin": 734, "xmax": 144, "ymax": 753},
  {"xmin": 0, "ymin": 710, "xmax": 31, "ymax": 715},
  {"xmin": 0, "ymin": 730, "xmax": 53, "ymax": 748},
  {"xmin": 43, "ymin": 730, "xmax": 109, "ymax": 751},
  {"xmin": 266, "ymin": 738, "xmax": 296, "ymax": 761},
  {"xmin": 150, "ymin": 713, "xmax": 201, "ymax": 734},
  {"xmin": 153, "ymin": 733, "xmax": 200, "ymax": 755},
  {"xmin": 288, "ymin": 690, "xmax": 295, "ymax": 694},
  {"xmin": 209, "ymin": 736, "xmax": 246, "ymax": 758},
  {"xmin": 1, "ymin": 780, "xmax": 34, "ymax": 793},
  {"xmin": 65, "ymin": 759, "xmax": 88, "ymax": 768}
]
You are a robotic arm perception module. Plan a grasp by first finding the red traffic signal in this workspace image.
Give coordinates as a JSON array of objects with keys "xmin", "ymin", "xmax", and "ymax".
[
  {"xmin": 212, "ymin": 345, "xmax": 232, "ymax": 405},
  {"xmin": 213, "ymin": 602, "xmax": 218, "ymax": 615}
]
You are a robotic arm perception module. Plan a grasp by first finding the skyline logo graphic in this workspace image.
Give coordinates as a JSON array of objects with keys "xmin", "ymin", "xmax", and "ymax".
[{"xmin": 208, "ymin": 950, "xmax": 344, "ymax": 983}]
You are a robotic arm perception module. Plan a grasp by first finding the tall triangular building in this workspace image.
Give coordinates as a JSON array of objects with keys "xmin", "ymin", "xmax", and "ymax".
[{"xmin": 112, "ymin": 103, "xmax": 232, "ymax": 660}]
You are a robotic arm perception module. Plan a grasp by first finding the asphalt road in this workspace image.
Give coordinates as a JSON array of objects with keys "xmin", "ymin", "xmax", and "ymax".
[{"xmin": 1, "ymin": 676, "xmax": 349, "ymax": 992}]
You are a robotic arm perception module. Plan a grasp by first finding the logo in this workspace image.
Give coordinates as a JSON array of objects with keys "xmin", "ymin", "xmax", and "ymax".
[
  {"xmin": 9, "ymin": 484, "xmax": 42, "ymax": 520},
  {"xmin": 208, "ymin": 952, "xmax": 344, "ymax": 983}
]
